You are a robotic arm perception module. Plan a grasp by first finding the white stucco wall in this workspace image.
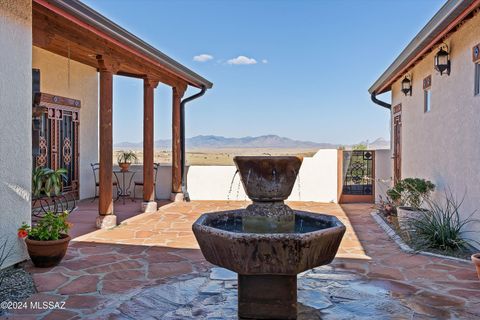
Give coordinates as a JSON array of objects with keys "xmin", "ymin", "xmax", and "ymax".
[
  {"xmin": 185, "ymin": 149, "xmax": 340, "ymax": 202},
  {"xmin": 390, "ymin": 12, "xmax": 480, "ymax": 245},
  {"xmin": 0, "ymin": 0, "xmax": 32, "ymax": 268},
  {"xmin": 374, "ymin": 149, "xmax": 392, "ymax": 203},
  {"xmin": 32, "ymin": 47, "xmax": 99, "ymax": 200}
]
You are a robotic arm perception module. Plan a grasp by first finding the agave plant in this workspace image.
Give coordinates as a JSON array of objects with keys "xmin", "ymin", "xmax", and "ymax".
[
  {"xmin": 32, "ymin": 167, "xmax": 68, "ymax": 198},
  {"xmin": 410, "ymin": 189, "xmax": 478, "ymax": 252}
]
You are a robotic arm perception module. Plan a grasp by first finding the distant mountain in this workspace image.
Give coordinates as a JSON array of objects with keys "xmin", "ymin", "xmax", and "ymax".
[
  {"xmin": 355, "ymin": 138, "xmax": 390, "ymax": 150},
  {"xmin": 114, "ymin": 134, "xmax": 389, "ymax": 150}
]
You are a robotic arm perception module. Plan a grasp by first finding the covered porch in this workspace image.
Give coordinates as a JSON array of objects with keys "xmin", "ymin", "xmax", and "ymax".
[{"xmin": 32, "ymin": 0, "xmax": 212, "ymax": 228}]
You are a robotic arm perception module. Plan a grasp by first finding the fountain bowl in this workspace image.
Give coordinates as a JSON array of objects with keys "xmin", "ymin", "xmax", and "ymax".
[
  {"xmin": 234, "ymin": 156, "xmax": 302, "ymax": 202},
  {"xmin": 193, "ymin": 210, "xmax": 346, "ymax": 275}
]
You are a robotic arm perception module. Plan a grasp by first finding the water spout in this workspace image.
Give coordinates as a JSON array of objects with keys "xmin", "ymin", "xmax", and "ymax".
[{"xmin": 227, "ymin": 170, "xmax": 239, "ymax": 201}]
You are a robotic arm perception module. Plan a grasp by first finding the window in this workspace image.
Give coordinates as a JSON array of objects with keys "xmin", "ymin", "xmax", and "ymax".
[
  {"xmin": 424, "ymin": 89, "xmax": 431, "ymax": 112},
  {"xmin": 475, "ymin": 63, "xmax": 480, "ymax": 96}
]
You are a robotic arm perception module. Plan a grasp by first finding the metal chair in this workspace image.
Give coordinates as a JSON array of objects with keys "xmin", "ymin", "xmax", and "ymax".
[
  {"xmin": 133, "ymin": 163, "xmax": 160, "ymax": 201},
  {"xmin": 90, "ymin": 163, "xmax": 118, "ymax": 202}
]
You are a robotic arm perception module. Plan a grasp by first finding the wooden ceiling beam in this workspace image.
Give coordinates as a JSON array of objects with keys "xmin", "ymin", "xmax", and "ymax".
[{"xmin": 32, "ymin": 3, "xmax": 187, "ymax": 88}]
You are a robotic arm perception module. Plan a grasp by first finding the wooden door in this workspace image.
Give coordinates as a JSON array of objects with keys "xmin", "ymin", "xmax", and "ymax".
[{"xmin": 393, "ymin": 114, "xmax": 402, "ymax": 184}]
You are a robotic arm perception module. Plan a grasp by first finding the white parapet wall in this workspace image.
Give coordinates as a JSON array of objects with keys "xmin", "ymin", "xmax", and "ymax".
[
  {"xmin": 186, "ymin": 149, "xmax": 340, "ymax": 202},
  {"xmin": 129, "ymin": 148, "xmax": 391, "ymax": 204}
]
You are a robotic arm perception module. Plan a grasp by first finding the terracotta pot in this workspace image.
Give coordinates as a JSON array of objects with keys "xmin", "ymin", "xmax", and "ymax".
[
  {"xmin": 472, "ymin": 253, "xmax": 480, "ymax": 280},
  {"xmin": 119, "ymin": 163, "xmax": 130, "ymax": 172},
  {"xmin": 25, "ymin": 235, "xmax": 71, "ymax": 268}
]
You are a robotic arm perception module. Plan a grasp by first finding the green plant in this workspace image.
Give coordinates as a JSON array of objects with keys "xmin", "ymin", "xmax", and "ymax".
[
  {"xmin": 32, "ymin": 167, "xmax": 68, "ymax": 197},
  {"xmin": 387, "ymin": 178, "xmax": 435, "ymax": 208},
  {"xmin": 19, "ymin": 211, "xmax": 72, "ymax": 241},
  {"xmin": 410, "ymin": 190, "xmax": 478, "ymax": 252},
  {"xmin": 352, "ymin": 143, "xmax": 367, "ymax": 150},
  {"xmin": 117, "ymin": 150, "xmax": 138, "ymax": 164}
]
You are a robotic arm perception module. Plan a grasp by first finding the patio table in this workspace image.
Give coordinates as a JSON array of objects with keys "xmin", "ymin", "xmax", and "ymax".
[{"xmin": 113, "ymin": 170, "xmax": 136, "ymax": 205}]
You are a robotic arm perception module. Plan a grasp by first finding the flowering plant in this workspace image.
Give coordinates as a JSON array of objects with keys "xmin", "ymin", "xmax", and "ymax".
[{"xmin": 18, "ymin": 211, "xmax": 72, "ymax": 241}]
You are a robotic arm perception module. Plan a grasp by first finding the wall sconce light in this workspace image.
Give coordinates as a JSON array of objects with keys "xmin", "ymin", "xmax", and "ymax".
[
  {"xmin": 434, "ymin": 43, "xmax": 450, "ymax": 76},
  {"xmin": 401, "ymin": 74, "xmax": 412, "ymax": 96}
]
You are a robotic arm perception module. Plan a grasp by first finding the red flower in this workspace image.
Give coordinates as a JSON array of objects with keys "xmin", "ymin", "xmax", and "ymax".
[{"xmin": 18, "ymin": 229, "xmax": 28, "ymax": 239}]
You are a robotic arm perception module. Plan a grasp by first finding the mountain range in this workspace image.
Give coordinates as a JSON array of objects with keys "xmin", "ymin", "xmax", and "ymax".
[{"xmin": 114, "ymin": 135, "xmax": 389, "ymax": 150}]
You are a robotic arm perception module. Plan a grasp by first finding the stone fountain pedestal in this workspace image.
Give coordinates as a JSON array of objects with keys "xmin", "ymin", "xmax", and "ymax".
[
  {"xmin": 192, "ymin": 156, "xmax": 346, "ymax": 320},
  {"xmin": 239, "ymin": 274, "xmax": 297, "ymax": 319}
]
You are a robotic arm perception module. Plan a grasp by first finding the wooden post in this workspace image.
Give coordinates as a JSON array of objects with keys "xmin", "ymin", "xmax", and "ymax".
[
  {"xmin": 96, "ymin": 56, "xmax": 118, "ymax": 229},
  {"xmin": 171, "ymin": 85, "xmax": 186, "ymax": 201},
  {"xmin": 142, "ymin": 77, "xmax": 159, "ymax": 212}
]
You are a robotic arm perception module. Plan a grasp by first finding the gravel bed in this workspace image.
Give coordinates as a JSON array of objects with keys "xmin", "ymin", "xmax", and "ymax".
[{"xmin": 0, "ymin": 265, "xmax": 36, "ymax": 316}]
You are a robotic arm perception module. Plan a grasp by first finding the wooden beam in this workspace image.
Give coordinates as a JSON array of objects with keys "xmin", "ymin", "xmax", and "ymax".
[
  {"xmin": 143, "ymin": 77, "xmax": 159, "ymax": 211},
  {"xmin": 32, "ymin": 3, "xmax": 191, "ymax": 88},
  {"xmin": 96, "ymin": 56, "xmax": 117, "ymax": 228},
  {"xmin": 171, "ymin": 84, "xmax": 187, "ymax": 196}
]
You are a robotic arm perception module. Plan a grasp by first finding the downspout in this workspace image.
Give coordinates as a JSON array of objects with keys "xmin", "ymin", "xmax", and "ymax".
[
  {"xmin": 180, "ymin": 86, "xmax": 207, "ymax": 201},
  {"xmin": 371, "ymin": 92, "xmax": 391, "ymax": 109}
]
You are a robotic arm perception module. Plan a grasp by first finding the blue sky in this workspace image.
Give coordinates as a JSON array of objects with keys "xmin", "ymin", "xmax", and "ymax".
[{"xmin": 83, "ymin": 0, "xmax": 444, "ymax": 145}]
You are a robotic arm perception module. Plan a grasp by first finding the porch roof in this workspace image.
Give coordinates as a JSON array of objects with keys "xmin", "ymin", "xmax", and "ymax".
[
  {"xmin": 33, "ymin": 0, "xmax": 213, "ymax": 89},
  {"xmin": 368, "ymin": 0, "xmax": 479, "ymax": 95}
]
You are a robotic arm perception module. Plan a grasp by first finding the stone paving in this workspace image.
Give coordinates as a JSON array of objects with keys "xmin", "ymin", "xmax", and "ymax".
[{"xmin": 3, "ymin": 201, "xmax": 480, "ymax": 319}]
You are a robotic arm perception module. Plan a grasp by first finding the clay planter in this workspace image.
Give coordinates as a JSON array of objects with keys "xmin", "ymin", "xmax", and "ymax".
[
  {"xmin": 25, "ymin": 235, "xmax": 71, "ymax": 268},
  {"xmin": 396, "ymin": 206, "xmax": 427, "ymax": 234},
  {"xmin": 119, "ymin": 162, "xmax": 130, "ymax": 172},
  {"xmin": 472, "ymin": 253, "xmax": 480, "ymax": 280}
]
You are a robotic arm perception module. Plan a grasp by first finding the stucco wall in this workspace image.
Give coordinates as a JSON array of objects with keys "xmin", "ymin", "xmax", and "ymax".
[
  {"xmin": 374, "ymin": 149, "xmax": 392, "ymax": 203},
  {"xmin": 32, "ymin": 47, "xmax": 99, "ymax": 200},
  {"xmin": 391, "ymin": 12, "xmax": 480, "ymax": 245},
  {"xmin": 131, "ymin": 149, "xmax": 389, "ymax": 204},
  {"xmin": 184, "ymin": 149, "xmax": 340, "ymax": 202},
  {"xmin": 0, "ymin": 0, "xmax": 32, "ymax": 268}
]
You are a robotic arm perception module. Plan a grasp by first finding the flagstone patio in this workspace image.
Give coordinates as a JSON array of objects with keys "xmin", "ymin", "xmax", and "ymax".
[{"xmin": 4, "ymin": 200, "xmax": 480, "ymax": 319}]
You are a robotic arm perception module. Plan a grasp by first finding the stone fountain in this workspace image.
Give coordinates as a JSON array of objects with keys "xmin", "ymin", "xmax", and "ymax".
[{"xmin": 192, "ymin": 156, "xmax": 346, "ymax": 319}]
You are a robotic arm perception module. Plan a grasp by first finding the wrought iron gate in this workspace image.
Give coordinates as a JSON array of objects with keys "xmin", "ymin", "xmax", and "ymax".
[
  {"xmin": 340, "ymin": 150, "xmax": 375, "ymax": 203},
  {"xmin": 32, "ymin": 93, "xmax": 80, "ymax": 197}
]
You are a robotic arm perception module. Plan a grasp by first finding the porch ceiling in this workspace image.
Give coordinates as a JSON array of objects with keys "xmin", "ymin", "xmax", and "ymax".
[{"xmin": 32, "ymin": 0, "xmax": 212, "ymax": 89}]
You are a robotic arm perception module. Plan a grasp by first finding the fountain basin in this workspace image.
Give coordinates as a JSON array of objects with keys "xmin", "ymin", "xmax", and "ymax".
[
  {"xmin": 234, "ymin": 156, "xmax": 302, "ymax": 202},
  {"xmin": 193, "ymin": 210, "xmax": 345, "ymax": 275}
]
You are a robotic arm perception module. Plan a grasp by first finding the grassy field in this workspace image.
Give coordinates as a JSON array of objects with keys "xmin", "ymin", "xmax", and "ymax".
[{"xmin": 114, "ymin": 148, "xmax": 318, "ymax": 166}]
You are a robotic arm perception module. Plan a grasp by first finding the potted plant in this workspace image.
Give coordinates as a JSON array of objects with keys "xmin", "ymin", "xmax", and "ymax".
[
  {"xmin": 117, "ymin": 150, "xmax": 138, "ymax": 172},
  {"xmin": 387, "ymin": 178, "xmax": 435, "ymax": 234},
  {"xmin": 32, "ymin": 167, "xmax": 68, "ymax": 199},
  {"xmin": 18, "ymin": 211, "xmax": 72, "ymax": 268}
]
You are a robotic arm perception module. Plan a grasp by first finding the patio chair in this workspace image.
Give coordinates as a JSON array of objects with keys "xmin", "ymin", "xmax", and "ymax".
[
  {"xmin": 90, "ymin": 163, "xmax": 118, "ymax": 202},
  {"xmin": 132, "ymin": 163, "xmax": 160, "ymax": 201}
]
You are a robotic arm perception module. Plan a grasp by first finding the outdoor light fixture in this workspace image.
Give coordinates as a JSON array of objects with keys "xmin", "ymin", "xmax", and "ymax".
[
  {"xmin": 434, "ymin": 43, "xmax": 450, "ymax": 76},
  {"xmin": 401, "ymin": 75, "xmax": 412, "ymax": 96}
]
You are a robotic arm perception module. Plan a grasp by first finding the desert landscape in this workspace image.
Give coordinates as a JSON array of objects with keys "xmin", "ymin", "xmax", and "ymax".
[
  {"xmin": 114, "ymin": 134, "xmax": 389, "ymax": 165},
  {"xmin": 114, "ymin": 148, "xmax": 319, "ymax": 166}
]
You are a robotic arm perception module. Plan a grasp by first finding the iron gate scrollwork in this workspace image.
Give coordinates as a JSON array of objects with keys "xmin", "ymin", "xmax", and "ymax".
[
  {"xmin": 342, "ymin": 150, "xmax": 374, "ymax": 195},
  {"xmin": 32, "ymin": 93, "xmax": 80, "ymax": 215}
]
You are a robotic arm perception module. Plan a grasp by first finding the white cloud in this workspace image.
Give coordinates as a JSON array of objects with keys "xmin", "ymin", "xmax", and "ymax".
[
  {"xmin": 193, "ymin": 54, "xmax": 214, "ymax": 62},
  {"xmin": 261, "ymin": 59, "xmax": 268, "ymax": 64},
  {"xmin": 227, "ymin": 55, "xmax": 257, "ymax": 65}
]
